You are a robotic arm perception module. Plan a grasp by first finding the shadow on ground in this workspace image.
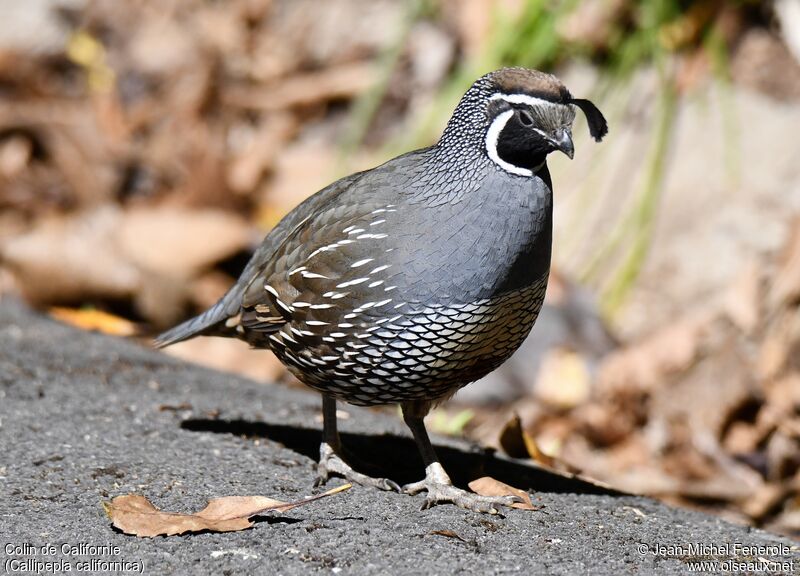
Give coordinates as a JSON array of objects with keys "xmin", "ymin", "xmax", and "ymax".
[{"xmin": 181, "ymin": 418, "xmax": 619, "ymax": 495}]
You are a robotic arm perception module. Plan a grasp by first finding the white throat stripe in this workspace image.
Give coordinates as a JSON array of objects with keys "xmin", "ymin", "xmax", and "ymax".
[{"xmin": 485, "ymin": 109, "xmax": 533, "ymax": 177}]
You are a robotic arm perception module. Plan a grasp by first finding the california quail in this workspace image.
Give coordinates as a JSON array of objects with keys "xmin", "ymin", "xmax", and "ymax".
[{"xmin": 156, "ymin": 67, "xmax": 607, "ymax": 513}]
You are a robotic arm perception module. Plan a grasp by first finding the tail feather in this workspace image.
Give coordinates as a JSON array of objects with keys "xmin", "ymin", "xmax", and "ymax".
[{"xmin": 153, "ymin": 288, "xmax": 242, "ymax": 348}]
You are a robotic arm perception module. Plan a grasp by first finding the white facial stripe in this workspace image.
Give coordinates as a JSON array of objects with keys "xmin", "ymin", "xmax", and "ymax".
[
  {"xmin": 490, "ymin": 93, "xmax": 565, "ymax": 109},
  {"xmin": 485, "ymin": 109, "xmax": 533, "ymax": 177}
]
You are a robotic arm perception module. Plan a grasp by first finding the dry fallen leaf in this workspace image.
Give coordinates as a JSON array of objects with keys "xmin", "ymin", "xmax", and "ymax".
[
  {"xmin": 498, "ymin": 412, "xmax": 529, "ymax": 459},
  {"xmin": 104, "ymin": 484, "xmax": 350, "ymax": 537},
  {"xmin": 534, "ymin": 348, "xmax": 591, "ymax": 409},
  {"xmin": 163, "ymin": 337, "xmax": 287, "ymax": 383},
  {"xmin": 117, "ymin": 207, "xmax": 252, "ymax": 278},
  {"xmin": 770, "ymin": 217, "xmax": 800, "ymax": 308},
  {"xmin": 467, "ymin": 477, "xmax": 538, "ymax": 511},
  {"xmin": 498, "ymin": 413, "xmax": 557, "ymax": 467},
  {"xmin": 1, "ymin": 208, "xmax": 141, "ymax": 304},
  {"xmin": 158, "ymin": 403, "xmax": 193, "ymax": 412},
  {"xmin": 223, "ymin": 62, "xmax": 377, "ymax": 112},
  {"xmin": 596, "ymin": 315, "xmax": 709, "ymax": 394},
  {"xmin": 722, "ymin": 259, "xmax": 762, "ymax": 334},
  {"xmin": 50, "ymin": 307, "xmax": 138, "ymax": 337},
  {"xmin": 428, "ymin": 529, "xmax": 466, "ymax": 541}
]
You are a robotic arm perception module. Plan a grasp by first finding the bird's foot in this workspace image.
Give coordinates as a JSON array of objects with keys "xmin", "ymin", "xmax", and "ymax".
[
  {"xmin": 314, "ymin": 442, "xmax": 400, "ymax": 492},
  {"xmin": 402, "ymin": 463, "xmax": 521, "ymax": 514}
]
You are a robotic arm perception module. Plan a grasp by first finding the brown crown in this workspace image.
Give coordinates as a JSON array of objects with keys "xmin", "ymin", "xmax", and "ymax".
[{"xmin": 488, "ymin": 68, "xmax": 571, "ymax": 103}]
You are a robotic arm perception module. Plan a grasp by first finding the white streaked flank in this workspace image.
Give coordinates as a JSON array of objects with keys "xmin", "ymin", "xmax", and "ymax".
[
  {"xmin": 350, "ymin": 258, "xmax": 374, "ymax": 268},
  {"xmin": 336, "ymin": 277, "xmax": 369, "ymax": 288},
  {"xmin": 301, "ymin": 271, "xmax": 329, "ymax": 279}
]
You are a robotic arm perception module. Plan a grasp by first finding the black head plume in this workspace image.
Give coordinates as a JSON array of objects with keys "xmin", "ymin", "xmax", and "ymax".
[{"xmin": 569, "ymin": 98, "xmax": 608, "ymax": 142}]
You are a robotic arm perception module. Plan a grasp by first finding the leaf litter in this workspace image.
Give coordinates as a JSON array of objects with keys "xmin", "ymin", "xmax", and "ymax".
[
  {"xmin": 467, "ymin": 477, "xmax": 539, "ymax": 511},
  {"xmin": 103, "ymin": 484, "xmax": 351, "ymax": 538}
]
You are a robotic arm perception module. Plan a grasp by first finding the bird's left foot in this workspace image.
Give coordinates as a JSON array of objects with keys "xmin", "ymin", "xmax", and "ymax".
[
  {"xmin": 402, "ymin": 463, "xmax": 521, "ymax": 514},
  {"xmin": 314, "ymin": 442, "xmax": 400, "ymax": 492}
]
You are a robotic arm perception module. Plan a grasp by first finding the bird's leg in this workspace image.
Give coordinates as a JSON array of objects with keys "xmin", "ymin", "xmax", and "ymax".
[
  {"xmin": 314, "ymin": 394, "xmax": 399, "ymax": 491},
  {"xmin": 401, "ymin": 401, "xmax": 520, "ymax": 514}
]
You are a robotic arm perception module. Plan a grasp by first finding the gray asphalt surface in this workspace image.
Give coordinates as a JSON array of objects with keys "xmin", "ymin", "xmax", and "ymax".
[{"xmin": 0, "ymin": 299, "xmax": 797, "ymax": 575}]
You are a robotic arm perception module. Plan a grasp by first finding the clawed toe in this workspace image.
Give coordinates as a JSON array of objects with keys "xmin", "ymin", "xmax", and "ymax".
[
  {"xmin": 401, "ymin": 479, "xmax": 427, "ymax": 495},
  {"xmin": 316, "ymin": 443, "xmax": 400, "ymax": 492},
  {"xmin": 417, "ymin": 483, "xmax": 516, "ymax": 514},
  {"xmin": 403, "ymin": 463, "xmax": 521, "ymax": 514}
]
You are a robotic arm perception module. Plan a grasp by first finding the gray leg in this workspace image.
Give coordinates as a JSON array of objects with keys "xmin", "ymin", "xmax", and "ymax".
[
  {"xmin": 314, "ymin": 394, "xmax": 399, "ymax": 491},
  {"xmin": 401, "ymin": 400, "xmax": 520, "ymax": 513}
]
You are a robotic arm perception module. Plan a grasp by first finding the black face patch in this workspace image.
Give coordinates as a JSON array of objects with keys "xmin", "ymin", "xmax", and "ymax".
[{"xmin": 495, "ymin": 108, "xmax": 553, "ymax": 172}]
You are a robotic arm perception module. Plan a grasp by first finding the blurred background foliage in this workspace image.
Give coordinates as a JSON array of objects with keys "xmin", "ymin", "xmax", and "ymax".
[{"xmin": 1, "ymin": 0, "xmax": 799, "ymax": 537}]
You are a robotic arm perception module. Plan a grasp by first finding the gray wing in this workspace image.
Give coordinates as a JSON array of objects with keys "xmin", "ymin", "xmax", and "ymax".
[
  {"xmin": 237, "ymin": 178, "xmax": 408, "ymax": 338},
  {"xmin": 153, "ymin": 171, "xmax": 364, "ymax": 348}
]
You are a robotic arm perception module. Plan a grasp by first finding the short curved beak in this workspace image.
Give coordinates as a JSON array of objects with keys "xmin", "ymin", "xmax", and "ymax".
[{"xmin": 551, "ymin": 129, "xmax": 574, "ymax": 159}]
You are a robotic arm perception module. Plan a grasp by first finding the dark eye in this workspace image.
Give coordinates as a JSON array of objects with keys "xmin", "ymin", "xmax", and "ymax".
[{"xmin": 518, "ymin": 109, "xmax": 534, "ymax": 126}]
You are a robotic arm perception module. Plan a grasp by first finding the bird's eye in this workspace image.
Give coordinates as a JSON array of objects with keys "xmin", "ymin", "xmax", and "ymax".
[{"xmin": 518, "ymin": 109, "xmax": 534, "ymax": 126}]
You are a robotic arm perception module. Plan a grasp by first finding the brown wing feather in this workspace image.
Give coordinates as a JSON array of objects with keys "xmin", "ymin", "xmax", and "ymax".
[{"xmin": 239, "ymin": 196, "xmax": 402, "ymax": 338}]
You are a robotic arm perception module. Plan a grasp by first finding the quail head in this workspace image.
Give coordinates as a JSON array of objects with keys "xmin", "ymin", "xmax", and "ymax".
[{"xmin": 156, "ymin": 67, "xmax": 607, "ymax": 513}]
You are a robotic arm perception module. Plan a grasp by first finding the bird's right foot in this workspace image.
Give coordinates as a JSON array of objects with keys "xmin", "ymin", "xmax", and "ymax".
[
  {"xmin": 314, "ymin": 442, "xmax": 400, "ymax": 492},
  {"xmin": 402, "ymin": 463, "xmax": 521, "ymax": 514}
]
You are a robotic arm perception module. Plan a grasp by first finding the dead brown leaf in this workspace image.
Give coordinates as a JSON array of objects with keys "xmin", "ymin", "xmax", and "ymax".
[
  {"xmin": 742, "ymin": 483, "xmax": 791, "ymax": 521},
  {"xmin": 117, "ymin": 207, "xmax": 251, "ymax": 278},
  {"xmin": 556, "ymin": 0, "xmax": 627, "ymax": 49},
  {"xmin": 522, "ymin": 433, "xmax": 558, "ymax": 469},
  {"xmin": 757, "ymin": 315, "xmax": 794, "ymax": 381},
  {"xmin": 498, "ymin": 413, "xmax": 529, "ymax": 460},
  {"xmin": 722, "ymin": 259, "xmax": 762, "ymax": 334},
  {"xmin": 50, "ymin": 307, "xmax": 138, "ymax": 337},
  {"xmin": 534, "ymin": 348, "xmax": 591, "ymax": 409},
  {"xmin": 163, "ymin": 337, "xmax": 287, "ymax": 383},
  {"xmin": 597, "ymin": 315, "xmax": 708, "ymax": 394},
  {"xmin": 104, "ymin": 484, "xmax": 351, "ymax": 538},
  {"xmin": 223, "ymin": 62, "xmax": 377, "ymax": 112},
  {"xmin": 1, "ymin": 207, "xmax": 251, "ymax": 321},
  {"xmin": 771, "ymin": 218, "xmax": 800, "ymax": 308},
  {"xmin": 0, "ymin": 134, "xmax": 33, "ymax": 178},
  {"xmin": 498, "ymin": 412, "xmax": 558, "ymax": 467},
  {"xmin": 226, "ymin": 113, "xmax": 298, "ymax": 195},
  {"xmin": 158, "ymin": 403, "xmax": 193, "ymax": 412},
  {"xmin": 428, "ymin": 529, "xmax": 466, "ymax": 541},
  {"xmin": 467, "ymin": 477, "xmax": 538, "ymax": 511},
  {"xmin": 1, "ymin": 208, "xmax": 141, "ymax": 304}
]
